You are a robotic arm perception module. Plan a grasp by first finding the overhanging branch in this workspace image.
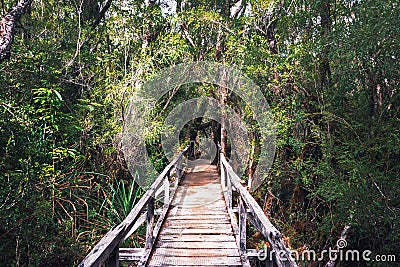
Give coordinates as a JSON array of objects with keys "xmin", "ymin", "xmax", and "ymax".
[{"xmin": 0, "ymin": 0, "xmax": 33, "ymax": 62}]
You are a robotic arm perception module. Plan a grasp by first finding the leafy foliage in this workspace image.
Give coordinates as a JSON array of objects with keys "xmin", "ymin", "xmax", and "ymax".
[{"xmin": 0, "ymin": 0, "xmax": 398, "ymax": 266}]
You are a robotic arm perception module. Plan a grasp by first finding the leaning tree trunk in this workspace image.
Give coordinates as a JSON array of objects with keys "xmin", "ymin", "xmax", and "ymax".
[
  {"xmin": 319, "ymin": 0, "xmax": 332, "ymax": 88},
  {"xmin": 0, "ymin": 0, "xmax": 33, "ymax": 62}
]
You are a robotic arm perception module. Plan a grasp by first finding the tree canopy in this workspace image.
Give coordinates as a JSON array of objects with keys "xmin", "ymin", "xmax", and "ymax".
[{"xmin": 0, "ymin": 0, "xmax": 399, "ymax": 266}]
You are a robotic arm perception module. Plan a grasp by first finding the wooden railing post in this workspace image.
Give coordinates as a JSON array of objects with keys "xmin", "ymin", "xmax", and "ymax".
[
  {"xmin": 221, "ymin": 163, "xmax": 226, "ymax": 190},
  {"xmin": 145, "ymin": 195, "xmax": 155, "ymax": 249},
  {"xmin": 164, "ymin": 172, "xmax": 170, "ymax": 207},
  {"xmin": 226, "ymin": 172, "xmax": 232, "ymax": 209},
  {"xmin": 176, "ymin": 155, "xmax": 182, "ymax": 186},
  {"xmin": 189, "ymin": 140, "xmax": 195, "ymax": 159},
  {"xmin": 106, "ymin": 245, "xmax": 119, "ymax": 267},
  {"xmin": 239, "ymin": 195, "xmax": 247, "ymax": 254}
]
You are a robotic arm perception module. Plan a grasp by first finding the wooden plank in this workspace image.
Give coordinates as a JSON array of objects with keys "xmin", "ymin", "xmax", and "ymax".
[
  {"xmin": 152, "ymin": 248, "xmax": 240, "ymax": 257},
  {"xmin": 172, "ymin": 200, "xmax": 225, "ymax": 204},
  {"xmin": 163, "ymin": 222, "xmax": 232, "ymax": 227},
  {"xmin": 170, "ymin": 206, "xmax": 228, "ymax": 212},
  {"xmin": 165, "ymin": 218, "xmax": 230, "ymax": 226},
  {"xmin": 163, "ymin": 223, "xmax": 232, "ymax": 229},
  {"xmin": 149, "ymin": 255, "xmax": 242, "ymax": 266},
  {"xmin": 159, "ymin": 234, "xmax": 236, "ymax": 242},
  {"xmin": 172, "ymin": 198, "xmax": 226, "ymax": 203},
  {"xmin": 118, "ymin": 248, "xmax": 144, "ymax": 261},
  {"xmin": 156, "ymin": 241, "xmax": 238, "ymax": 249},
  {"xmin": 175, "ymin": 188, "xmax": 223, "ymax": 193},
  {"xmin": 160, "ymin": 228, "xmax": 233, "ymax": 235},
  {"xmin": 171, "ymin": 204, "xmax": 227, "ymax": 209},
  {"xmin": 165, "ymin": 214, "xmax": 229, "ymax": 220},
  {"xmin": 149, "ymin": 265, "xmax": 240, "ymax": 267},
  {"xmin": 169, "ymin": 210, "xmax": 228, "ymax": 216},
  {"xmin": 172, "ymin": 203, "xmax": 226, "ymax": 207}
]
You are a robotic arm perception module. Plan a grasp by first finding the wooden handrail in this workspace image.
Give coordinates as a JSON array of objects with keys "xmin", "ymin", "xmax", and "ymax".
[
  {"xmin": 220, "ymin": 153, "xmax": 297, "ymax": 267},
  {"xmin": 78, "ymin": 147, "xmax": 188, "ymax": 267}
]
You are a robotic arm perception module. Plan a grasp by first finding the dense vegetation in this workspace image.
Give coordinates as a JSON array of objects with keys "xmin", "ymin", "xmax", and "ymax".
[{"xmin": 0, "ymin": 0, "xmax": 399, "ymax": 266}]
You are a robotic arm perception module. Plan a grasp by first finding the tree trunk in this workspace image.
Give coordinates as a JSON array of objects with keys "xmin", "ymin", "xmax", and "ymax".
[
  {"xmin": 220, "ymin": 83, "xmax": 228, "ymax": 156},
  {"xmin": 92, "ymin": 0, "xmax": 113, "ymax": 29},
  {"xmin": 216, "ymin": 25, "xmax": 228, "ymax": 157},
  {"xmin": 319, "ymin": 1, "xmax": 332, "ymax": 88},
  {"xmin": 210, "ymin": 120, "xmax": 221, "ymax": 165},
  {"xmin": 0, "ymin": 0, "xmax": 33, "ymax": 62},
  {"xmin": 248, "ymin": 130, "xmax": 260, "ymax": 188}
]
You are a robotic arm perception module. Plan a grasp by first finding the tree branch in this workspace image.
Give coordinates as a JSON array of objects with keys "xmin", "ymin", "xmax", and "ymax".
[
  {"xmin": 92, "ymin": 0, "xmax": 113, "ymax": 29},
  {"xmin": 180, "ymin": 22, "xmax": 196, "ymax": 48},
  {"xmin": 0, "ymin": 0, "xmax": 33, "ymax": 62}
]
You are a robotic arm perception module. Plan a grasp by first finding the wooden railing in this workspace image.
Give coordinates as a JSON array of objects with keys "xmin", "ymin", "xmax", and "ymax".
[
  {"xmin": 78, "ymin": 147, "xmax": 188, "ymax": 267},
  {"xmin": 220, "ymin": 153, "xmax": 297, "ymax": 267}
]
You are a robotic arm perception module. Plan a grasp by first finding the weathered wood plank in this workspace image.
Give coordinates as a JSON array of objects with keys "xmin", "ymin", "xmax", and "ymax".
[
  {"xmin": 156, "ymin": 240, "xmax": 238, "ymax": 249},
  {"xmin": 170, "ymin": 206, "xmax": 228, "ymax": 211},
  {"xmin": 163, "ymin": 223, "xmax": 232, "ymax": 229},
  {"xmin": 159, "ymin": 234, "xmax": 236, "ymax": 242},
  {"xmin": 149, "ymin": 255, "xmax": 242, "ymax": 266},
  {"xmin": 118, "ymin": 248, "xmax": 144, "ymax": 261},
  {"xmin": 171, "ymin": 203, "xmax": 227, "ymax": 209},
  {"xmin": 149, "ymin": 265, "xmax": 240, "ymax": 267},
  {"xmin": 168, "ymin": 209, "xmax": 229, "ymax": 215},
  {"xmin": 160, "ymin": 228, "xmax": 233, "ymax": 235},
  {"xmin": 152, "ymin": 248, "xmax": 240, "ymax": 257},
  {"xmin": 164, "ymin": 214, "xmax": 229, "ymax": 220},
  {"xmin": 165, "ymin": 220, "xmax": 230, "ymax": 227}
]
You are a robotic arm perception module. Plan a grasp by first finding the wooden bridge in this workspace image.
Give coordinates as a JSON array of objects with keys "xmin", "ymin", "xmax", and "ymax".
[{"xmin": 79, "ymin": 147, "xmax": 297, "ymax": 267}]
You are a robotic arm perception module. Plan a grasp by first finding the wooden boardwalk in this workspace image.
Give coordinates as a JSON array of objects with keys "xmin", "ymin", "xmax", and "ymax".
[
  {"xmin": 148, "ymin": 160, "xmax": 242, "ymax": 266},
  {"xmin": 79, "ymin": 150, "xmax": 297, "ymax": 267}
]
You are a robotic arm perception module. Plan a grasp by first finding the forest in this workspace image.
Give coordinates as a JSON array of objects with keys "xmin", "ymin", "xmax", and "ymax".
[{"xmin": 0, "ymin": 0, "xmax": 399, "ymax": 266}]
